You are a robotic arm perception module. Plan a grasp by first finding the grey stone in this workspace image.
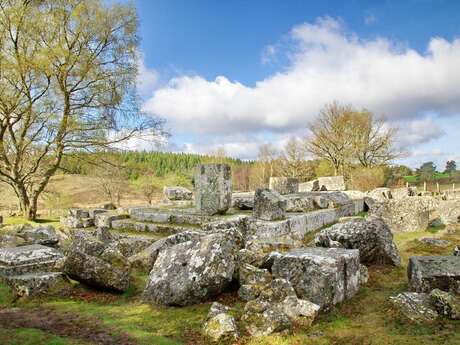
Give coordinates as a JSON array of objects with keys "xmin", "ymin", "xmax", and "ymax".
[
  {"xmin": 389, "ymin": 292, "xmax": 438, "ymax": 323},
  {"xmin": 111, "ymin": 236, "xmax": 156, "ymax": 257},
  {"xmin": 283, "ymin": 193, "xmax": 316, "ymax": 212},
  {"xmin": 242, "ymin": 305, "xmax": 291, "ymax": 337},
  {"xmin": 391, "ymin": 187, "xmax": 417, "ymax": 200},
  {"xmin": 111, "ymin": 219, "xmax": 137, "ymax": 231},
  {"xmin": 408, "ymin": 256, "xmax": 460, "ymax": 293},
  {"xmin": 60, "ymin": 216, "xmax": 94, "ymax": 229},
  {"xmin": 202, "ymin": 215, "xmax": 249, "ymax": 234},
  {"xmin": 163, "ymin": 186, "xmax": 193, "ymax": 201},
  {"xmin": 318, "ymin": 176, "xmax": 346, "ymax": 191},
  {"xmin": 16, "ymin": 225, "xmax": 59, "ymax": 247},
  {"xmin": 271, "ymin": 247, "xmax": 360, "ymax": 309},
  {"xmin": 437, "ymin": 200, "xmax": 460, "ymax": 225},
  {"xmin": 368, "ymin": 187, "xmax": 392, "ymax": 201},
  {"xmin": 94, "ymin": 212, "xmax": 129, "ymax": 228},
  {"xmin": 143, "ymin": 231, "xmax": 240, "ymax": 305},
  {"xmin": 278, "ymin": 295, "xmax": 320, "ymax": 326},
  {"xmin": 128, "ymin": 230, "xmax": 204, "ymax": 271},
  {"xmin": 203, "ymin": 302, "xmax": 238, "ymax": 342},
  {"xmin": 269, "ymin": 177, "xmax": 299, "ymax": 195},
  {"xmin": 239, "ymin": 264, "xmax": 272, "ymax": 286},
  {"xmin": 315, "ymin": 218, "xmax": 401, "ymax": 266},
  {"xmin": 3, "ymin": 272, "xmax": 68, "ymax": 297},
  {"xmin": 69, "ymin": 208, "xmax": 90, "ymax": 218},
  {"xmin": 430, "ymin": 288, "xmax": 460, "ymax": 319},
  {"xmin": 359, "ymin": 264, "xmax": 369, "ymax": 285},
  {"xmin": 253, "ymin": 188, "xmax": 286, "ymax": 221},
  {"xmin": 454, "ymin": 245, "xmax": 460, "ymax": 256},
  {"xmin": 299, "ymin": 180, "xmax": 320, "ymax": 192},
  {"xmin": 232, "ymin": 192, "xmax": 254, "ymax": 210},
  {"xmin": 420, "ymin": 238, "xmax": 450, "ymax": 247},
  {"xmin": 195, "ymin": 163, "xmax": 232, "ymax": 216},
  {"xmin": 0, "ymin": 245, "xmax": 65, "ymax": 276}
]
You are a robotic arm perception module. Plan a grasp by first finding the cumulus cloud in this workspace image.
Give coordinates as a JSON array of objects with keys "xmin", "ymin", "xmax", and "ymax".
[
  {"xmin": 142, "ymin": 17, "xmax": 460, "ymax": 139},
  {"xmin": 136, "ymin": 52, "xmax": 159, "ymax": 97},
  {"xmin": 395, "ymin": 117, "xmax": 445, "ymax": 146}
]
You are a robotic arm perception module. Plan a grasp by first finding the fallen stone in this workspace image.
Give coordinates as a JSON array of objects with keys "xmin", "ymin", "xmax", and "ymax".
[
  {"xmin": 269, "ymin": 177, "xmax": 299, "ymax": 195},
  {"xmin": 15, "ymin": 225, "xmax": 60, "ymax": 247},
  {"xmin": 242, "ymin": 304, "xmax": 291, "ymax": 337},
  {"xmin": 278, "ymin": 295, "xmax": 320, "ymax": 326},
  {"xmin": 408, "ymin": 256, "xmax": 460, "ymax": 293},
  {"xmin": 163, "ymin": 186, "xmax": 193, "ymax": 201},
  {"xmin": 283, "ymin": 193, "xmax": 316, "ymax": 212},
  {"xmin": 430, "ymin": 288, "xmax": 460, "ymax": 319},
  {"xmin": 202, "ymin": 215, "xmax": 249, "ymax": 234},
  {"xmin": 318, "ymin": 176, "xmax": 346, "ymax": 191},
  {"xmin": 368, "ymin": 187, "xmax": 392, "ymax": 202},
  {"xmin": 0, "ymin": 245, "xmax": 65, "ymax": 276},
  {"xmin": 94, "ymin": 212, "xmax": 129, "ymax": 228},
  {"xmin": 253, "ymin": 188, "xmax": 286, "ymax": 221},
  {"xmin": 202, "ymin": 302, "xmax": 238, "ymax": 342},
  {"xmin": 143, "ymin": 231, "xmax": 239, "ymax": 305},
  {"xmin": 195, "ymin": 163, "xmax": 232, "ymax": 216},
  {"xmin": 60, "ymin": 216, "xmax": 94, "ymax": 229},
  {"xmin": 272, "ymin": 247, "xmax": 360, "ymax": 310},
  {"xmin": 3, "ymin": 272, "xmax": 68, "ymax": 297},
  {"xmin": 232, "ymin": 192, "xmax": 254, "ymax": 210},
  {"xmin": 389, "ymin": 292, "xmax": 438, "ymax": 323},
  {"xmin": 315, "ymin": 218, "xmax": 401, "ymax": 266},
  {"xmin": 420, "ymin": 238, "xmax": 451, "ymax": 247}
]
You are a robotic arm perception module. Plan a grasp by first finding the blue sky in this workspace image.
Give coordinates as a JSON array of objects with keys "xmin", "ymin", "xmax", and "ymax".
[{"xmin": 135, "ymin": 0, "xmax": 460, "ymax": 170}]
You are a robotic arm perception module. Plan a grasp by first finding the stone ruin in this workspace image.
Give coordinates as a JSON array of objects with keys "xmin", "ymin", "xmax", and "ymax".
[{"xmin": 1, "ymin": 167, "xmax": 460, "ymax": 341}]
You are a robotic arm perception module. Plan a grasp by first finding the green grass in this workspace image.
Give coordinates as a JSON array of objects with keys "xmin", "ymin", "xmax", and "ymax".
[
  {"xmin": 0, "ymin": 223, "xmax": 459, "ymax": 344},
  {"xmin": 0, "ymin": 328, "xmax": 82, "ymax": 345},
  {"xmin": 3, "ymin": 217, "xmax": 60, "ymax": 227}
]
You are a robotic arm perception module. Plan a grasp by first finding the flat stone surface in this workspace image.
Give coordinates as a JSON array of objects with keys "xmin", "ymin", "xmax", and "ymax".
[
  {"xmin": 318, "ymin": 176, "xmax": 346, "ymax": 191},
  {"xmin": 253, "ymin": 189, "xmax": 286, "ymax": 221},
  {"xmin": 408, "ymin": 256, "xmax": 460, "ymax": 293},
  {"xmin": 0, "ymin": 245, "xmax": 65, "ymax": 276},
  {"xmin": 272, "ymin": 247, "xmax": 360, "ymax": 309}
]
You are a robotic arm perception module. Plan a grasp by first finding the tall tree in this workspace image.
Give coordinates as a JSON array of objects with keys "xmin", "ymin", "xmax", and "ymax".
[
  {"xmin": 445, "ymin": 160, "xmax": 457, "ymax": 173},
  {"xmin": 279, "ymin": 137, "xmax": 312, "ymax": 180},
  {"xmin": 0, "ymin": 0, "xmax": 163, "ymax": 219},
  {"xmin": 417, "ymin": 162, "xmax": 436, "ymax": 181}
]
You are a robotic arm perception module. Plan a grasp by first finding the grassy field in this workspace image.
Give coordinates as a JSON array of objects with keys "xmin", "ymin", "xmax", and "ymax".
[{"xmin": 0, "ymin": 223, "xmax": 459, "ymax": 345}]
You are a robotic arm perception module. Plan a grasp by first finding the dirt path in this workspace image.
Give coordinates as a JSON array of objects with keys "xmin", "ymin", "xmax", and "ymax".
[{"xmin": 0, "ymin": 307, "xmax": 137, "ymax": 345}]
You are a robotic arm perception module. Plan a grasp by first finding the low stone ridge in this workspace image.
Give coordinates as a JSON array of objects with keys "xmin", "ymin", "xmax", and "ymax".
[
  {"xmin": 269, "ymin": 177, "xmax": 299, "ymax": 195},
  {"xmin": 369, "ymin": 197, "xmax": 436, "ymax": 232},
  {"xmin": 0, "ymin": 244, "xmax": 65, "ymax": 276},
  {"xmin": 420, "ymin": 238, "xmax": 451, "ymax": 247},
  {"xmin": 195, "ymin": 163, "xmax": 232, "ymax": 216},
  {"xmin": 317, "ymin": 176, "xmax": 346, "ymax": 191},
  {"xmin": 408, "ymin": 256, "xmax": 460, "ymax": 293},
  {"xmin": 253, "ymin": 188, "xmax": 287, "ymax": 221},
  {"xmin": 143, "ymin": 230, "xmax": 240, "ymax": 306},
  {"xmin": 271, "ymin": 247, "xmax": 360, "ymax": 310},
  {"xmin": 3, "ymin": 272, "xmax": 68, "ymax": 297},
  {"xmin": 202, "ymin": 302, "xmax": 239, "ymax": 342},
  {"xmin": 389, "ymin": 292, "xmax": 439, "ymax": 323},
  {"xmin": 315, "ymin": 218, "xmax": 401, "ymax": 266},
  {"xmin": 232, "ymin": 192, "xmax": 254, "ymax": 210},
  {"xmin": 163, "ymin": 186, "xmax": 193, "ymax": 201}
]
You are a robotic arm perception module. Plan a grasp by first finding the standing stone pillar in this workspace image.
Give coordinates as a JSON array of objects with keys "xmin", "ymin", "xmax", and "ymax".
[{"xmin": 195, "ymin": 164, "xmax": 232, "ymax": 215}]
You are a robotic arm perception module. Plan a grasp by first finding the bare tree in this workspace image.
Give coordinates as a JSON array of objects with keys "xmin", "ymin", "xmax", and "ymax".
[
  {"xmin": 257, "ymin": 143, "xmax": 278, "ymax": 184},
  {"xmin": 279, "ymin": 137, "xmax": 313, "ymax": 180},
  {"xmin": 94, "ymin": 159, "xmax": 129, "ymax": 207},
  {"xmin": 0, "ymin": 1, "xmax": 164, "ymax": 219}
]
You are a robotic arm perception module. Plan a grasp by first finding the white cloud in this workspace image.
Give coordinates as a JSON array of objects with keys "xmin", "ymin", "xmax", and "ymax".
[
  {"xmin": 136, "ymin": 52, "xmax": 159, "ymax": 97},
  {"xmin": 395, "ymin": 117, "xmax": 445, "ymax": 146},
  {"xmin": 142, "ymin": 17, "xmax": 460, "ymax": 139}
]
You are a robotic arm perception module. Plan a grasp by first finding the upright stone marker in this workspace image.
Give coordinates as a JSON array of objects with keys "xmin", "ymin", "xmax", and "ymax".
[{"xmin": 195, "ymin": 164, "xmax": 232, "ymax": 215}]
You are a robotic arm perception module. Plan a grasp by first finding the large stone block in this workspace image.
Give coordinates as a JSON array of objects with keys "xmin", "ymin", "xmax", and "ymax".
[
  {"xmin": 318, "ymin": 176, "xmax": 346, "ymax": 191},
  {"xmin": 437, "ymin": 200, "xmax": 460, "ymax": 225},
  {"xmin": 271, "ymin": 247, "xmax": 360, "ymax": 309},
  {"xmin": 253, "ymin": 189, "xmax": 286, "ymax": 221},
  {"xmin": 232, "ymin": 192, "xmax": 254, "ymax": 210},
  {"xmin": 315, "ymin": 218, "xmax": 401, "ymax": 266},
  {"xmin": 3, "ymin": 272, "xmax": 68, "ymax": 297},
  {"xmin": 0, "ymin": 245, "xmax": 64, "ymax": 276},
  {"xmin": 408, "ymin": 256, "xmax": 460, "ymax": 293},
  {"xmin": 269, "ymin": 177, "xmax": 299, "ymax": 195},
  {"xmin": 163, "ymin": 186, "xmax": 193, "ymax": 200},
  {"xmin": 195, "ymin": 164, "xmax": 232, "ymax": 215},
  {"xmin": 299, "ymin": 180, "xmax": 320, "ymax": 192}
]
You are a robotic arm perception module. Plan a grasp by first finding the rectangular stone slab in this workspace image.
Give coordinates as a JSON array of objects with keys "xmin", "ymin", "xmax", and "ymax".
[
  {"xmin": 408, "ymin": 256, "xmax": 460, "ymax": 293},
  {"xmin": 272, "ymin": 247, "xmax": 360, "ymax": 310},
  {"xmin": 0, "ymin": 245, "xmax": 64, "ymax": 276}
]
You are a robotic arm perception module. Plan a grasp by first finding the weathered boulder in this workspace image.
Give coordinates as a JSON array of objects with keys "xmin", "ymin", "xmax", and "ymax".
[
  {"xmin": 237, "ymin": 264, "xmax": 272, "ymax": 301},
  {"xmin": 278, "ymin": 295, "xmax": 320, "ymax": 327},
  {"xmin": 369, "ymin": 197, "xmax": 435, "ymax": 232},
  {"xmin": 318, "ymin": 176, "xmax": 346, "ymax": 191},
  {"xmin": 408, "ymin": 256, "xmax": 460, "ymax": 293},
  {"xmin": 195, "ymin": 163, "xmax": 232, "ymax": 216},
  {"xmin": 128, "ymin": 231, "xmax": 204, "ymax": 271},
  {"xmin": 269, "ymin": 177, "xmax": 299, "ymax": 195},
  {"xmin": 111, "ymin": 236, "xmax": 156, "ymax": 258},
  {"xmin": 283, "ymin": 193, "xmax": 316, "ymax": 212},
  {"xmin": 430, "ymin": 288, "xmax": 460, "ymax": 319},
  {"xmin": 389, "ymin": 292, "xmax": 438, "ymax": 323},
  {"xmin": 163, "ymin": 186, "xmax": 193, "ymax": 201},
  {"xmin": 202, "ymin": 215, "xmax": 249, "ymax": 234},
  {"xmin": 15, "ymin": 225, "xmax": 60, "ymax": 247},
  {"xmin": 143, "ymin": 231, "xmax": 240, "ymax": 306},
  {"xmin": 3, "ymin": 272, "xmax": 68, "ymax": 297},
  {"xmin": 60, "ymin": 216, "xmax": 94, "ymax": 229},
  {"xmin": 202, "ymin": 302, "xmax": 238, "ymax": 342},
  {"xmin": 299, "ymin": 179, "xmax": 320, "ymax": 192},
  {"xmin": 242, "ymin": 303, "xmax": 291, "ymax": 337},
  {"xmin": 231, "ymin": 192, "xmax": 254, "ymax": 210},
  {"xmin": 271, "ymin": 247, "xmax": 360, "ymax": 310},
  {"xmin": 94, "ymin": 212, "xmax": 129, "ymax": 228},
  {"xmin": 253, "ymin": 188, "xmax": 286, "ymax": 221},
  {"xmin": 315, "ymin": 218, "xmax": 401, "ymax": 266},
  {"xmin": 64, "ymin": 248, "xmax": 131, "ymax": 292},
  {"xmin": 0, "ymin": 245, "xmax": 65, "ymax": 276}
]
